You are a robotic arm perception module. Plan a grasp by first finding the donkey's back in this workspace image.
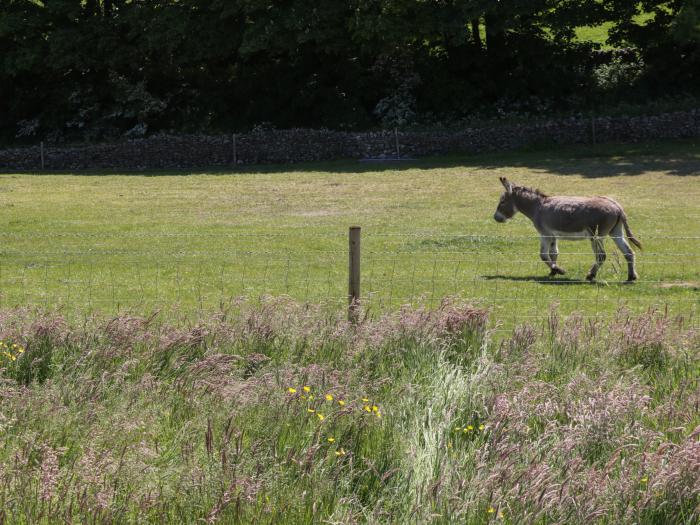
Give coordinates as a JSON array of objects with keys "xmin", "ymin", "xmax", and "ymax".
[{"xmin": 536, "ymin": 195, "xmax": 625, "ymax": 237}]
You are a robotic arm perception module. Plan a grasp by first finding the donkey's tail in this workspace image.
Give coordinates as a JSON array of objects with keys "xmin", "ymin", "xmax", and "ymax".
[{"xmin": 621, "ymin": 213, "xmax": 642, "ymax": 250}]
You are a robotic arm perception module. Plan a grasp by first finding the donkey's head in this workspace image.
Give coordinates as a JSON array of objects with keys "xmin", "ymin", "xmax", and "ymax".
[{"xmin": 494, "ymin": 177, "xmax": 517, "ymax": 223}]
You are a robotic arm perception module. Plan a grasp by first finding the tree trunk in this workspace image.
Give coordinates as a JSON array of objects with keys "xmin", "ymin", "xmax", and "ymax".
[
  {"xmin": 471, "ymin": 18, "xmax": 482, "ymax": 49},
  {"xmin": 485, "ymin": 12, "xmax": 506, "ymax": 58}
]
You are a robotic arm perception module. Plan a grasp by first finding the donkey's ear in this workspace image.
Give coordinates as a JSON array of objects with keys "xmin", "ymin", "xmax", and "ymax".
[{"xmin": 499, "ymin": 177, "xmax": 513, "ymax": 193}]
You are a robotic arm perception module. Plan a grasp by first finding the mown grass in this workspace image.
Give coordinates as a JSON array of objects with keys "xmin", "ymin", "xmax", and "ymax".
[
  {"xmin": 0, "ymin": 301, "xmax": 698, "ymax": 524},
  {"xmin": 1, "ymin": 140, "xmax": 699, "ymax": 329}
]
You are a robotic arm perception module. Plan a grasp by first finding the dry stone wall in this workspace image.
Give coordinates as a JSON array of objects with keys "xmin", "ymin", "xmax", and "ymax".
[{"xmin": 1, "ymin": 110, "xmax": 698, "ymax": 171}]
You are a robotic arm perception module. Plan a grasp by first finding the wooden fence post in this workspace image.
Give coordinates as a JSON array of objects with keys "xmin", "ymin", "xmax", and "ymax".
[
  {"xmin": 348, "ymin": 226, "xmax": 361, "ymax": 322},
  {"xmin": 394, "ymin": 127, "xmax": 400, "ymax": 159}
]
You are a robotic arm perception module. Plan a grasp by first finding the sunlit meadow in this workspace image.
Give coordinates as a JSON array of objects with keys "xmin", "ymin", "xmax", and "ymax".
[{"xmin": 0, "ymin": 141, "xmax": 699, "ymax": 523}]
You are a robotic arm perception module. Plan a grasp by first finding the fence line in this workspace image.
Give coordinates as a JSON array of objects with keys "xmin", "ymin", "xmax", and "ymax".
[{"xmin": 0, "ymin": 229, "xmax": 697, "ymax": 327}]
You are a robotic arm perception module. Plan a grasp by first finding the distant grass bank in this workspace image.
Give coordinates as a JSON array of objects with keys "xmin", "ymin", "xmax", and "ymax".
[{"xmin": 0, "ymin": 140, "xmax": 699, "ymax": 329}]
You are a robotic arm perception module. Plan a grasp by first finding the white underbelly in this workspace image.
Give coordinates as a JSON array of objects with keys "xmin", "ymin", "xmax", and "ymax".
[{"xmin": 549, "ymin": 230, "xmax": 590, "ymax": 240}]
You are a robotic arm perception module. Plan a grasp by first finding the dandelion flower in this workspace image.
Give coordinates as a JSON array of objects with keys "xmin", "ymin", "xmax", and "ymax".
[
  {"xmin": 487, "ymin": 506, "xmax": 495, "ymax": 514},
  {"xmin": 327, "ymin": 437, "xmax": 335, "ymax": 443},
  {"xmin": 18, "ymin": 347, "xmax": 25, "ymax": 354},
  {"xmin": 362, "ymin": 397, "xmax": 369, "ymax": 403},
  {"xmin": 363, "ymin": 405, "xmax": 371, "ymax": 413},
  {"xmin": 303, "ymin": 386, "xmax": 311, "ymax": 392},
  {"xmin": 641, "ymin": 476, "xmax": 648, "ymax": 483},
  {"xmin": 467, "ymin": 425, "xmax": 474, "ymax": 431},
  {"xmin": 375, "ymin": 411, "xmax": 381, "ymax": 418},
  {"xmin": 307, "ymin": 408, "xmax": 315, "ymax": 413},
  {"xmin": 338, "ymin": 400, "xmax": 346, "ymax": 407},
  {"xmin": 325, "ymin": 394, "xmax": 333, "ymax": 401},
  {"xmin": 317, "ymin": 413, "xmax": 325, "ymax": 421},
  {"xmin": 372, "ymin": 405, "xmax": 379, "ymax": 412},
  {"xmin": 287, "ymin": 387, "xmax": 297, "ymax": 394},
  {"xmin": 479, "ymin": 424, "xmax": 485, "ymax": 431},
  {"xmin": 335, "ymin": 448, "xmax": 346, "ymax": 456}
]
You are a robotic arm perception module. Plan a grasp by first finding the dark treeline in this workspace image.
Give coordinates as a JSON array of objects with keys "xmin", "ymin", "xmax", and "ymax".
[{"xmin": 1, "ymin": 0, "xmax": 699, "ymax": 143}]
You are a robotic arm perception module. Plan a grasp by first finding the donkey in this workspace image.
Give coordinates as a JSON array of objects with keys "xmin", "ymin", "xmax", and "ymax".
[{"xmin": 493, "ymin": 177, "xmax": 642, "ymax": 282}]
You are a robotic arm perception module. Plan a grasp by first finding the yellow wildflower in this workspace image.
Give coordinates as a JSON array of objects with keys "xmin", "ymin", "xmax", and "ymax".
[
  {"xmin": 287, "ymin": 387, "xmax": 297, "ymax": 394},
  {"xmin": 498, "ymin": 511, "xmax": 505, "ymax": 519},
  {"xmin": 335, "ymin": 448, "xmax": 346, "ymax": 456},
  {"xmin": 363, "ymin": 405, "xmax": 371, "ymax": 413},
  {"xmin": 372, "ymin": 405, "xmax": 379, "ymax": 412},
  {"xmin": 325, "ymin": 394, "xmax": 333, "ymax": 401},
  {"xmin": 338, "ymin": 400, "xmax": 346, "ymax": 407},
  {"xmin": 307, "ymin": 408, "xmax": 315, "ymax": 413},
  {"xmin": 362, "ymin": 397, "xmax": 369, "ymax": 403},
  {"xmin": 479, "ymin": 424, "xmax": 485, "ymax": 431},
  {"xmin": 487, "ymin": 507, "xmax": 495, "ymax": 514},
  {"xmin": 317, "ymin": 413, "xmax": 325, "ymax": 421},
  {"xmin": 641, "ymin": 476, "xmax": 648, "ymax": 483},
  {"xmin": 303, "ymin": 386, "xmax": 311, "ymax": 392},
  {"xmin": 327, "ymin": 437, "xmax": 335, "ymax": 443},
  {"xmin": 18, "ymin": 347, "xmax": 24, "ymax": 354},
  {"xmin": 467, "ymin": 425, "xmax": 474, "ymax": 431}
]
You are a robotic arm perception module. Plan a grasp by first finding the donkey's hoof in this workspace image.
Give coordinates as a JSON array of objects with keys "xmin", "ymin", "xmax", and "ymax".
[
  {"xmin": 585, "ymin": 273, "xmax": 596, "ymax": 282},
  {"xmin": 549, "ymin": 267, "xmax": 566, "ymax": 277},
  {"xmin": 625, "ymin": 273, "xmax": 638, "ymax": 283}
]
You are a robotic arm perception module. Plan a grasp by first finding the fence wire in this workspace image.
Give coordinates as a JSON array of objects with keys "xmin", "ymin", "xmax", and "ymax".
[{"xmin": 0, "ymin": 232, "xmax": 698, "ymax": 327}]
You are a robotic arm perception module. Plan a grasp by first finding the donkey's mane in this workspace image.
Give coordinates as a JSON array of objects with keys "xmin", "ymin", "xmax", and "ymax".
[{"xmin": 514, "ymin": 185, "xmax": 548, "ymax": 198}]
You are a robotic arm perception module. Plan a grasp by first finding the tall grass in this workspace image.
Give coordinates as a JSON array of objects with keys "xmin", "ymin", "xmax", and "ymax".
[{"xmin": 0, "ymin": 300, "xmax": 697, "ymax": 524}]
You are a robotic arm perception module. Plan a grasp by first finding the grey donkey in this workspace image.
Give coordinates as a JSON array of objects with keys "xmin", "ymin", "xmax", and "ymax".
[{"xmin": 493, "ymin": 177, "xmax": 642, "ymax": 282}]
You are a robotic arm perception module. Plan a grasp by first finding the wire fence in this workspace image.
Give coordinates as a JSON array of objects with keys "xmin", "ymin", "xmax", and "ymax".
[{"xmin": 0, "ymin": 230, "xmax": 698, "ymax": 328}]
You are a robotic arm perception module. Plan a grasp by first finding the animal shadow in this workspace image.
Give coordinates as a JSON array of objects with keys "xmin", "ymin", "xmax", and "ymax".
[{"xmin": 481, "ymin": 274, "xmax": 594, "ymax": 286}]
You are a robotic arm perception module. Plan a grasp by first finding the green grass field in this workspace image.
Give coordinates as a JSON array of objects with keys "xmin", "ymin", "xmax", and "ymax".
[
  {"xmin": 1, "ymin": 140, "xmax": 699, "ymax": 524},
  {"xmin": 1, "ymin": 140, "xmax": 699, "ymax": 328}
]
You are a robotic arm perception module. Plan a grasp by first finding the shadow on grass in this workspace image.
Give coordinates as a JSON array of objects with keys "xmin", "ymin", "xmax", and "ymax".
[
  {"xmin": 482, "ymin": 274, "xmax": 643, "ymax": 286},
  {"xmin": 5, "ymin": 139, "xmax": 700, "ymax": 178},
  {"xmin": 482, "ymin": 274, "xmax": 595, "ymax": 286}
]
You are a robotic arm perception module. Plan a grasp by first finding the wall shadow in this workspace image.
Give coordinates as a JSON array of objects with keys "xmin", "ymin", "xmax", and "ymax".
[{"xmin": 3, "ymin": 138, "xmax": 699, "ymax": 178}]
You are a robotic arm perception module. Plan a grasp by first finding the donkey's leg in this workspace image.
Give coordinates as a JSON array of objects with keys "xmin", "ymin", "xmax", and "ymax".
[
  {"xmin": 548, "ymin": 238, "xmax": 565, "ymax": 276},
  {"xmin": 586, "ymin": 237, "xmax": 606, "ymax": 281},
  {"xmin": 540, "ymin": 236, "xmax": 564, "ymax": 276},
  {"xmin": 539, "ymin": 237, "xmax": 552, "ymax": 275},
  {"xmin": 611, "ymin": 225, "xmax": 638, "ymax": 281}
]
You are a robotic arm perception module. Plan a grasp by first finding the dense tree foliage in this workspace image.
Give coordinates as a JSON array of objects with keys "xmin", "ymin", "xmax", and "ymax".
[{"xmin": 1, "ymin": 0, "xmax": 698, "ymax": 142}]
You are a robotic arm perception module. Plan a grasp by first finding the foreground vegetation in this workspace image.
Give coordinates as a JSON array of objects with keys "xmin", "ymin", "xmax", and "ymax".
[{"xmin": 0, "ymin": 300, "xmax": 698, "ymax": 523}]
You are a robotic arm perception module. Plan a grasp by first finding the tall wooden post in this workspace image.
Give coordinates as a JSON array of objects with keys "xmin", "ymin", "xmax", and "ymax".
[{"xmin": 348, "ymin": 226, "xmax": 361, "ymax": 322}]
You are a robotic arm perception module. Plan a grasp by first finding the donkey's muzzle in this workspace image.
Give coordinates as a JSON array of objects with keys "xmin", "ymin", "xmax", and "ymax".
[{"xmin": 494, "ymin": 211, "xmax": 506, "ymax": 223}]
